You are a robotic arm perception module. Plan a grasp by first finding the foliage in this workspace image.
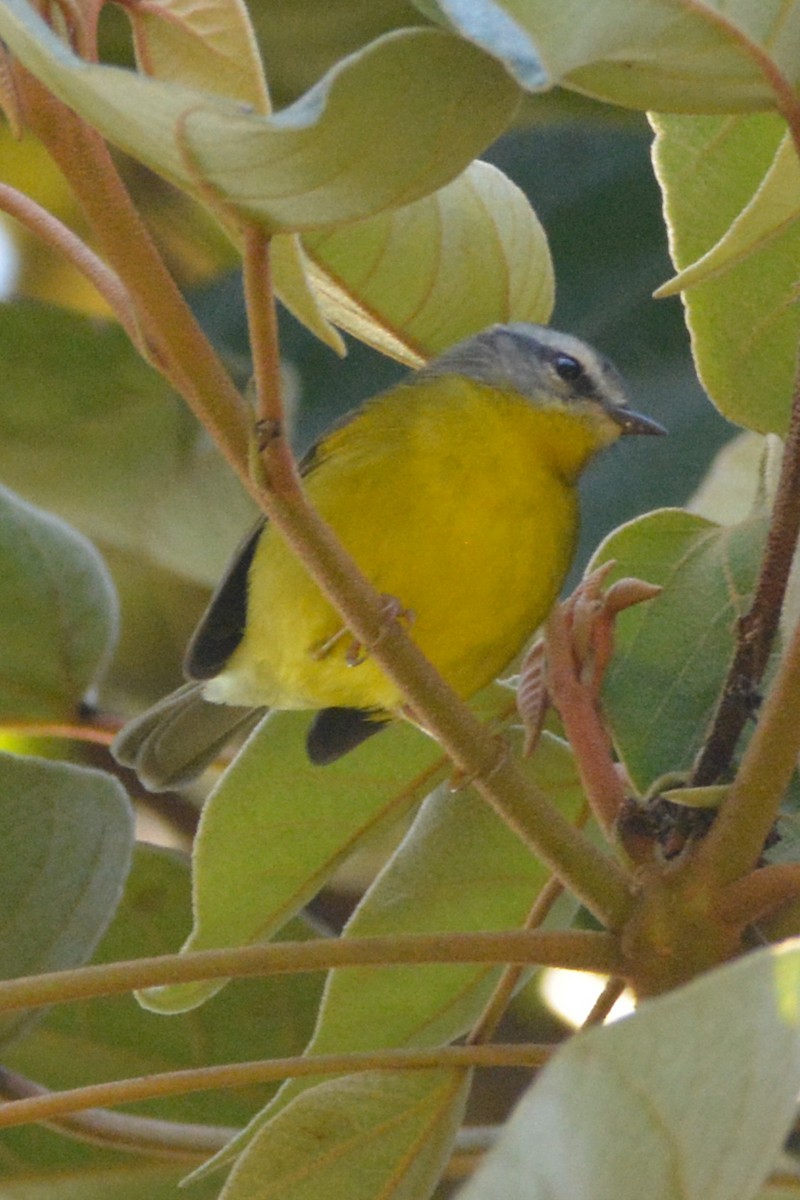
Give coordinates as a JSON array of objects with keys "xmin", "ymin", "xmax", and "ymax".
[{"xmin": 0, "ymin": 2, "xmax": 799, "ymax": 1199}]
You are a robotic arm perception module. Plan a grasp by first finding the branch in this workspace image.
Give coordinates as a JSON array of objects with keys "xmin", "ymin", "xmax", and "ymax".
[
  {"xmin": 16, "ymin": 67, "xmax": 633, "ymax": 928},
  {"xmin": 692, "ymin": 346, "xmax": 800, "ymax": 785},
  {"xmin": 693, "ymin": 577, "xmax": 800, "ymax": 887},
  {"xmin": 0, "ymin": 1043, "xmax": 552, "ymax": 1131},
  {"xmin": 0, "ymin": 930, "xmax": 625, "ymax": 1016},
  {"xmin": 716, "ymin": 863, "xmax": 800, "ymax": 928},
  {"xmin": 0, "ymin": 1068, "xmax": 235, "ymax": 1159}
]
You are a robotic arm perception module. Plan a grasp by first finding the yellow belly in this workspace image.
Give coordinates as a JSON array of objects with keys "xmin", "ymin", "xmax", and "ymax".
[{"xmin": 211, "ymin": 378, "xmax": 589, "ymax": 713}]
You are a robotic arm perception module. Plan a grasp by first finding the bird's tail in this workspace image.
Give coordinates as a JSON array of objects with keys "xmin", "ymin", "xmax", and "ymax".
[{"xmin": 111, "ymin": 682, "xmax": 266, "ymax": 792}]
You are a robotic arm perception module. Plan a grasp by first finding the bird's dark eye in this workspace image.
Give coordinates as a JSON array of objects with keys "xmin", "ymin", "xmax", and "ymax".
[{"xmin": 554, "ymin": 354, "xmax": 584, "ymax": 382}]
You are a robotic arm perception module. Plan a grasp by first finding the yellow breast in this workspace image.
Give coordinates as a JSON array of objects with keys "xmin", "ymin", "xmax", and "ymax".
[{"xmin": 210, "ymin": 377, "xmax": 614, "ymax": 713}]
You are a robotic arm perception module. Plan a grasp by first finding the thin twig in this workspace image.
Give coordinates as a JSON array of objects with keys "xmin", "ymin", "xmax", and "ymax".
[
  {"xmin": 0, "ymin": 719, "xmax": 114, "ymax": 746},
  {"xmin": 0, "ymin": 182, "xmax": 144, "ymax": 350},
  {"xmin": 466, "ymin": 875, "xmax": 566, "ymax": 1046},
  {"xmin": 582, "ymin": 976, "xmax": 626, "ymax": 1027},
  {"xmin": 0, "ymin": 1068, "xmax": 236, "ymax": 1159},
  {"xmin": 0, "ymin": 1044, "xmax": 553, "ymax": 1131},
  {"xmin": 0, "ymin": 930, "xmax": 627, "ymax": 1017}
]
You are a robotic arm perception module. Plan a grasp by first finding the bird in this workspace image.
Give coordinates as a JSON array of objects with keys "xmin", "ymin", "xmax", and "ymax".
[{"xmin": 112, "ymin": 323, "xmax": 665, "ymax": 790}]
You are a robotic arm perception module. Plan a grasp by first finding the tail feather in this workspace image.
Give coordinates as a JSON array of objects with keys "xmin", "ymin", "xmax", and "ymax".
[{"xmin": 112, "ymin": 682, "xmax": 266, "ymax": 792}]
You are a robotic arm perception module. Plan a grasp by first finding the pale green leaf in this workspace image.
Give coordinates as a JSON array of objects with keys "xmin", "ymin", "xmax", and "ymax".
[
  {"xmin": 656, "ymin": 132, "xmax": 800, "ymax": 295},
  {"xmin": 248, "ymin": 0, "xmax": 422, "ymax": 110},
  {"xmin": 125, "ymin": 0, "xmax": 270, "ymax": 111},
  {"xmin": 119, "ymin": 0, "xmax": 348, "ymax": 354},
  {"xmin": 138, "ymin": 713, "xmax": 444, "ymax": 1013},
  {"xmin": 0, "ymin": 482, "xmax": 118, "ymax": 719},
  {"xmin": 303, "ymin": 160, "xmax": 554, "ymax": 362},
  {"xmin": 0, "ymin": 5, "xmax": 520, "ymax": 232},
  {"xmin": 127, "ymin": 0, "xmax": 354, "ymax": 362},
  {"xmin": 687, "ymin": 431, "xmax": 771, "ymax": 526},
  {"xmin": 461, "ymin": 942, "xmax": 800, "ymax": 1200},
  {"xmin": 426, "ymin": 1, "xmax": 800, "ymax": 112},
  {"xmin": 0, "ymin": 753, "xmax": 133, "ymax": 1044},
  {"xmin": 591, "ymin": 507, "xmax": 768, "ymax": 792},
  {"xmin": 271, "ymin": 234, "xmax": 346, "ymax": 355},
  {"xmin": 651, "ymin": 112, "xmax": 799, "ymax": 434},
  {"xmin": 221, "ymin": 1071, "xmax": 470, "ymax": 1200}
]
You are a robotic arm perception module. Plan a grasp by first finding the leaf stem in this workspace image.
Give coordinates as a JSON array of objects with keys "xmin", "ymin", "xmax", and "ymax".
[
  {"xmin": 0, "ymin": 1043, "xmax": 552, "ymax": 1131},
  {"xmin": 0, "ymin": 182, "xmax": 143, "ymax": 349},
  {"xmin": 0, "ymin": 930, "xmax": 624, "ymax": 1016},
  {"xmin": 466, "ymin": 871, "xmax": 566, "ymax": 1045}
]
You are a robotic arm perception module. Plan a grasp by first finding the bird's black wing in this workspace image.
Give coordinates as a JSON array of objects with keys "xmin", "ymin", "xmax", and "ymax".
[
  {"xmin": 182, "ymin": 410, "xmax": 376, "ymax": 684},
  {"xmin": 184, "ymin": 520, "xmax": 265, "ymax": 679}
]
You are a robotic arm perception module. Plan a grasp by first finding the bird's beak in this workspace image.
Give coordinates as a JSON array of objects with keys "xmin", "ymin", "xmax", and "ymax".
[{"xmin": 612, "ymin": 407, "xmax": 667, "ymax": 437}]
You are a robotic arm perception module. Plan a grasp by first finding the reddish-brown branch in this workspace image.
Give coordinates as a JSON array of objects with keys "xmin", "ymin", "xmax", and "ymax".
[{"xmin": 693, "ymin": 347, "xmax": 800, "ymax": 785}]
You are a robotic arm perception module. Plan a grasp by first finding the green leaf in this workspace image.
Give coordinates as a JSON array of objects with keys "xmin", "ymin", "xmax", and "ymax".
[
  {"xmin": 591, "ymin": 507, "xmax": 768, "ymax": 792},
  {"xmin": 0, "ymin": 5, "xmax": 520, "ymax": 232},
  {"xmin": 303, "ymin": 159, "xmax": 554, "ymax": 362},
  {"xmin": 460, "ymin": 943, "xmax": 800, "ymax": 1200},
  {"xmin": 196, "ymin": 733, "xmax": 583, "ymax": 1179},
  {"xmin": 138, "ymin": 713, "xmax": 445, "ymax": 1013},
  {"xmin": 424, "ymin": 1, "xmax": 800, "ymax": 112},
  {"xmin": 651, "ymin": 112, "xmax": 799, "ymax": 434},
  {"xmin": 0, "ymin": 753, "xmax": 133, "ymax": 1045},
  {"xmin": 4, "ymin": 844, "xmax": 323, "ymax": 1126},
  {"xmin": 0, "ymin": 482, "xmax": 118, "ymax": 719},
  {"xmin": 0, "ymin": 303, "xmax": 256, "ymax": 587},
  {"xmin": 656, "ymin": 133, "xmax": 800, "ymax": 297},
  {"xmin": 221, "ymin": 1071, "xmax": 470, "ymax": 1200},
  {"xmin": 297, "ymin": 734, "xmax": 582, "ymax": 1060}
]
